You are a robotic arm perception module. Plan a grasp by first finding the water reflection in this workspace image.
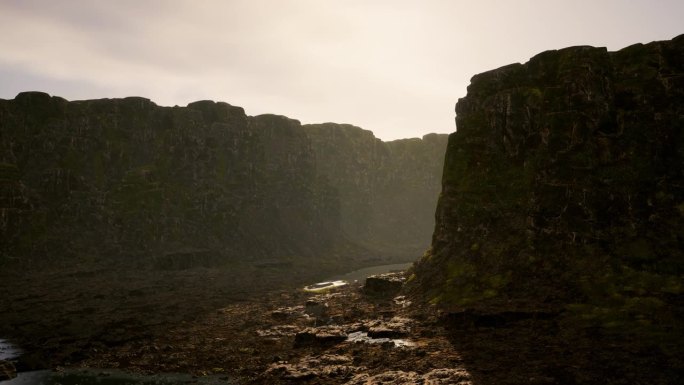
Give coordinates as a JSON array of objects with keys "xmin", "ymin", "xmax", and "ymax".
[{"xmin": 327, "ymin": 262, "xmax": 412, "ymax": 282}]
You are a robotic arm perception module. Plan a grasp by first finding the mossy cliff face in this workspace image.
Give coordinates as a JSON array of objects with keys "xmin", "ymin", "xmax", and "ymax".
[
  {"xmin": 0, "ymin": 94, "xmax": 340, "ymax": 267},
  {"xmin": 303, "ymin": 124, "xmax": 447, "ymax": 258},
  {"xmin": 0, "ymin": 94, "xmax": 446, "ymax": 269},
  {"xmin": 414, "ymin": 35, "xmax": 684, "ymax": 318}
]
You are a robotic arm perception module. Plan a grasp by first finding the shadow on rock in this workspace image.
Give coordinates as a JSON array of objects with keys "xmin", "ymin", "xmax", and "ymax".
[{"xmin": 443, "ymin": 310, "xmax": 683, "ymax": 385}]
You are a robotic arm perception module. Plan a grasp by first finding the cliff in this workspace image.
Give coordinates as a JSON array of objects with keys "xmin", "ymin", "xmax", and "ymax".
[
  {"xmin": 303, "ymin": 124, "xmax": 447, "ymax": 258},
  {"xmin": 0, "ymin": 94, "xmax": 339, "ymax": 268},
  {"xmin": 0, "ymin": 93, "xmax": 446, "ymax": 270},
  {"xmin": 414, "ymin": 34, "xmax": 683, "ymax": 328},
  {"xmin": 409, "ymin": 34, "xmax": 684, "ymax": 383}
]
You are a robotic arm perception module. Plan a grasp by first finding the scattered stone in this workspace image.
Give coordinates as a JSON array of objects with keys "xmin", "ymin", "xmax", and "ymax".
[
  {"xmin": 304, "ymin": 300, "xmax": 328, "ymax": 318},
  {"xmin": 363, "ymin": 273, "xmax": 405, "ymax": 297},
  {"xmin": 345, "ymin": 368, "xmax": 471, "ymax": 384},
  {"xmin": 294, "ymin": 326, "xmax": 348, "ymax": 347},
  {"xmin": 346, "ymin": 331, "xmax": 415, "ymax": 348},
  {"xmin": 345, "ymin": 370, "xmax": 420, "ymax": 384},
  {"xmin": 367, "ymin": 327, "xmax": 407, "ymax": 339},
  {"xmin": 393, "ymin": 295, "xmax": 412, "ymax": 308},
  {"xmin": 266, "ymin": 354, "xmax": 361, "ymax": 381},
  {"xmin": 423, "ymin": 368, "xmax": 472, "ymax": 384},
  {"xmin": 365, "ymin": 317, "xmax": 412, "ymax": 338},
  {"xmin": 256, "ymin": 325, "xmax": 300, "ymax": 338},
  {"xmin": 271, "ymin": 305, "xmax": 306, "ymax": 321}
]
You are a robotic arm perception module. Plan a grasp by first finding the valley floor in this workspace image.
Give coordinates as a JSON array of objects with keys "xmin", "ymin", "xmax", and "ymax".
[{"xmin": 0, "ymin": 265, "xmax": 682, "ymax": 384}]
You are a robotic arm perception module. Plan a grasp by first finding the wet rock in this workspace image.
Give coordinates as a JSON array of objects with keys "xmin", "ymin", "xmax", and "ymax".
[
  {"xmin": 0, "ymin": 360, "xmax": 17, "ymax": 381},
  {"xmin": 363, "ymin": 272, "xmax": 405, "ymax": 297},
  {"xmin": 366, "ymin": 327, "xmax": 407, "ymax": 339},
  {"xmin": 393, "ymin": 295, "xmax": 412, "ymax": 308},
  {"xmin": 346, "ymin": 331, "xmax": 415, "ymax": 348},
  {"xmin": 293, "ymin": 326, "xmax": 348, "ymax": 347}
]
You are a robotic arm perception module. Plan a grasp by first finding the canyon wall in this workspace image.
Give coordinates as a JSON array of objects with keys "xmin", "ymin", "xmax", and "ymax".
[
  {"xmin": 0, "ymin": 93, "xmax": 446, "ymax": 269},
  {"xmin": 304, "ymin": 124, "xmax": 447, "ymax": 258},
  {"xmin": 414, "ymin": 35, "xmax": 683, "ymax": 321}
]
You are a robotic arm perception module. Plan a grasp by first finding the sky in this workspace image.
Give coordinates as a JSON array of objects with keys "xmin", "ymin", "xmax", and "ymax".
[{"xmin": 0, "ymin": 1, "xmax": 682, "ymax": 140}]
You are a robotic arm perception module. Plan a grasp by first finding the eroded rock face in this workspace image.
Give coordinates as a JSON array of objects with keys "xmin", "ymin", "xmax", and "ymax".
[
  {"xmin": 414, "ymin": 35, "xmax": 684, "ymax": 318},
  {"xmin": 304, "ymin": 124, "xmax": 448, "ymax": 257},
  {"xmin": 0, "ymin": 94, "xmax": 446, "ymax": 269}
]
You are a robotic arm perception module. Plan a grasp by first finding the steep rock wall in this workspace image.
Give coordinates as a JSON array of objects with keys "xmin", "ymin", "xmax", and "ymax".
[
  {"xmin": 414, "ymin": 35, "xmax": 684, "ymax": 316},
  {"xmin": 0, "ymin": 93, "xmax": 340, "ymax": 267},
  {"xmin": 0, "ymin": 93, "xmax": 446, "ymax": 269},
  {"xmin": 304, "ymin": 123, "xmax": 447, "ymax": 258}
]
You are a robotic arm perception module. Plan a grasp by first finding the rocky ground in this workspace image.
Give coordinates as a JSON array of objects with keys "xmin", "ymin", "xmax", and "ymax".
[
  {"xmin": 1, "ymin": 266, "xmax": 682, "ymax": 384},
  {"xmin": 0, "ymin": 265, "xmax": 470, "ymax": 384}
]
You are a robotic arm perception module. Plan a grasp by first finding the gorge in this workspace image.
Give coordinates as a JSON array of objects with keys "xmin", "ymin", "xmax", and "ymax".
[
  {"xmin": 1, "ymin": 33, "xmax": 683, "ymax": 384},
  {"xmin": 0, "ymin": 94, "xmax": 447, "ymax": 271}
]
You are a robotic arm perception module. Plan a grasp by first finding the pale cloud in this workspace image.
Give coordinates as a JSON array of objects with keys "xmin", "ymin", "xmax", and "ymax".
[{"xmin": 0, "ymin": 0, "xmax": 682, "ymax": 140}]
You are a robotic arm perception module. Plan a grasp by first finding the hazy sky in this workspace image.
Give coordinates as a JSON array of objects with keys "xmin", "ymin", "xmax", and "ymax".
[{"xmin": 1, "ymin": 1, "xmax": 682, "ymax": 140}]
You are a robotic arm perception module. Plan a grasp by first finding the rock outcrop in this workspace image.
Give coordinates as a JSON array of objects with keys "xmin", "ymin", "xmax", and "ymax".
[
  {"xmin": 411, "ymin": 33, "xmax": 684, "ymax": 384},
  {"xmin": 417, "ymin": 36, "xmax": 684, "ymax": 304},
  {"xmin": 0, "ymin": 94, "xmax": 446, "ymax": 269},
  {"xmin": 414, "ymin": 34, "xmax": 683, "ymax": 328}
]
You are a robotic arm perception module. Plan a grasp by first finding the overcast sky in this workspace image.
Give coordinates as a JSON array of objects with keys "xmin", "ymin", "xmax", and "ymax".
[{"xmin": 1, "ymin": 0, "xmax": 682, "ymax": 140}]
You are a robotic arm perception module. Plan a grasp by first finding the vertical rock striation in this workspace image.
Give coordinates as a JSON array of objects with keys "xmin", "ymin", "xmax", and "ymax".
[
  {"xmin": 414, "ymin": 35, "xmax": 684, "ymax": 316},
  {"xmin": 0, "ymin": 94, "xmax": 339, "ymax": 267},
  {"xmin": 0, "ymin": 94, "xmax": 446, "ymax": 269},
  {"xmin": 304, "ymin": 124, "xmax": 447, "ymax": 258}
]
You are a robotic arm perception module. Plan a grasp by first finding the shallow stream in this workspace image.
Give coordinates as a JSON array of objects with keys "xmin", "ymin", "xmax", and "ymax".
[
  {"xmin": 302, "ymin": 262, "xmax": 412, "ymax": 292},
  {"xmin": 325, "ymin": 262, "xmax": 412, "ymax": 283}
]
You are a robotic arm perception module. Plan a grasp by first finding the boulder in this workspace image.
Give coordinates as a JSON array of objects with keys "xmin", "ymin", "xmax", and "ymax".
[{"xmin": 363, "ymin": 272, "xmax": 405, "ymax": 297}]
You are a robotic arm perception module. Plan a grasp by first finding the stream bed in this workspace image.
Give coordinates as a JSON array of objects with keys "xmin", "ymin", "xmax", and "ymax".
[{"xmin": 302, "ymin": 262, "xmax": 412, "ymax": 292}]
